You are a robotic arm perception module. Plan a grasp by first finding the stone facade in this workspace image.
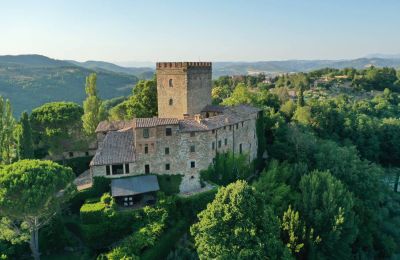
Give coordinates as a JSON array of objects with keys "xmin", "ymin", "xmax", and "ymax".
[
  {"xmin": 157, "ymin": 62, "xmax": 212, "ymax": 119},
  {"xmin": 90, "ymin": 62, "xmax": 261, "ymax": 193}
]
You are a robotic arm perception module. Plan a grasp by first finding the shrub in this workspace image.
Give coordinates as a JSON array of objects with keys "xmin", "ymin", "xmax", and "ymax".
[
  {"xmin": 80, "ymin": 201, "xmax": 106, "ymax": 224},
  {"xmin": 177, "ymin": 188, "xmax": 217, "ymax": 220},
  {"xmin": 141, "ymin": 220, "xmax": 189, "ymax": 260},
  {"xmin": 157, "ymin": 175, "xmax": 182, "ymax": 195},
  {"xmin": 69, "ymin": 177, "xmax": 111, "ymax": 213},
  {"xmin": 200, "ymin": 152, "xmax": 253, "ymax": 186}
]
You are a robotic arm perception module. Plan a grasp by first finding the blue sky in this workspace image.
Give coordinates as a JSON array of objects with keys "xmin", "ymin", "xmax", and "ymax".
[{"xmin": 1, "ymin": 0, "xmax": 399, "ymax": 63}]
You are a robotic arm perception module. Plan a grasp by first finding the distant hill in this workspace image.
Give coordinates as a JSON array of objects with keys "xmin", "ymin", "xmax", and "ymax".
[
  {"xmin": 212, "ymin": 58, "xmax": 400, "ymax": 77},
  {"xmin": 0, "ymin": 55, "xmax": 138, "ymax": 116},
  {"xmin": 1, "ymin": 54, "xmax": 400, "ymax": 115},
  {"xmin": 66, "ymin": 60, "xmax": 154, "ymax": 79}
]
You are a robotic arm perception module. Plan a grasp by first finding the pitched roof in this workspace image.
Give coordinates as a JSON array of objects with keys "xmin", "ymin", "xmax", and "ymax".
[
  {"xmin": 134, "ymin": 118, "xmax": 179, "ymax": 128},
  {"xmin": 90, "ymin": 129, "xmax": 135, "ymax": 166},
  {"xmin": 201, "ymin": 104, "xmax": 226, "ymax": 113},
  {"xmin": 111, "ymin": 175, "xmax": 160, "ymax": 197},
  {"xmin": 96, "ymin": 120, "xmax": 134, "ymax": 133},
  {"xmin": 179, "ymin": 119, "xmax": 209, "ymax": 132},
  {"xmin": 95, "ymin": 118, "xmax": 179, "ymax": 133}
]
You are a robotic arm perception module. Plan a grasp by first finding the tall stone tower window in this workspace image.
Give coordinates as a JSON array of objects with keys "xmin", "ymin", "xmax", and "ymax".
[
  {"xmin": 169, "ymin": 99, "xmax": 173, "ymax": 106},
  {"xmin": 169, "ymin": 79, "xmax": 173, "ymax": 87}
]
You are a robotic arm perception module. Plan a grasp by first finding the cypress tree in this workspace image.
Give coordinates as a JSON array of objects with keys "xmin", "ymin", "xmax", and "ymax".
[{"xmin": 16, "ymin": 111, "xmax": 34, "ymax": 159}]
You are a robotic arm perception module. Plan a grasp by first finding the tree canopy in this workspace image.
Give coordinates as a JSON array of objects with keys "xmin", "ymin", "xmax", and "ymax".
[{"xmin": 0, "ymin": 160, "xmax": 75, "ymax": 260}]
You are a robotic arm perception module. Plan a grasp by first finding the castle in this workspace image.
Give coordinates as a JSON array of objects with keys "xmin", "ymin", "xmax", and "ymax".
[{"xmin": 90, "ymin": 62, "xmax": 261, "ymax": 193}]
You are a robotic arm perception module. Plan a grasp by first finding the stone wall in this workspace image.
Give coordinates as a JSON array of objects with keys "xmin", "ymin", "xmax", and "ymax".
[
  {"xmin": 92, "ymin": 112, "xmax": 259, "ymax": 193},
  {"xmin": 156, "ymin": 62, "xmax": 212, "ymax": 119}
]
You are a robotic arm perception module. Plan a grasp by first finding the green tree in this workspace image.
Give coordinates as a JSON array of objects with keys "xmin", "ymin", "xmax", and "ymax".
[
  {"xmin": 298, "ymin": 170, "xmax": 356, "ymax": 259},
  {"xmin": 0, "ymin": 97, "xmax": 16, "ymax": 164},
  {"xmin": 221, "ymin": 83, "xmax": 256, "ymax": 106},
  {"xmin": 0, "ymin": 160, "xmax": 75, "ymax": 260},
  {"xmin": 82, "ymin": 73, "xmax": 106, "ymax": 136},
  {"xmin": 109, "ymin": 79, "xmax": 157, "ymax": 120},
  {"xmin": 190, "ymin": 180, "xmax": 290, "ymax": 259},
  {"xmin": 30, "ymin": 102, "xmax": 84, "ymax": 156},
  {"xmin": 15, "ymin": 112, "xmax": 34, "ymax": 160}
]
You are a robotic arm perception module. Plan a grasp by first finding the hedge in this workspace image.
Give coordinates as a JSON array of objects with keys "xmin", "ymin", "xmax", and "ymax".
[
  {"xmin": 141, "ymin": 220, "xmax": 189, "ymax": 260},
  {"xmin": 81, "ymin": 210, "xmax": 141, "ymax": 249},
  {"xmin": 80, "ymin": 201, "xmax": 106, "ymax": 224},
  {"xmin": 157, "ymin": 174, "xmax": 182, "ymax": 195},
  {"xmin": 177, "ymin": 188, "xmax": 217, "ymax": 220},
  {"xmin": 69, "ymin": 177, "xmax": 111, "ymax": 213}
]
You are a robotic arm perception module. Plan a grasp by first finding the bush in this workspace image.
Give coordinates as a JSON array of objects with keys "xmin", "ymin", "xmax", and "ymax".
[
  {"xmin": 81, "ymin": 203, "xmax": 142, "ymax": 249},
  {"xmin": 178, "ymin": 189, "xmax": 217, "ymax": 220},
  {"xmin": 141, "ymin": 220, "xmax": 189, "ymax": 260},
  {"xmin": 200, "ymin": 152, "xmax": 253, "ymax": 186},
  {"xmin": 80, "ymin": 201, "xmax": 106, "ymax": 224},
  {"xmin": 157, "ymin": 175, "xmax": 182, "ymax": 195},
  {"xmin": 69, "ymin": 177, "xmax": 111, "ymax": 213}
]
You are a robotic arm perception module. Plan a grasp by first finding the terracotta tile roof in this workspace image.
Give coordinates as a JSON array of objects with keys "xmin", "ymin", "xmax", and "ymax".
[
  {"xmin": 181, "ymin": 104, "xmax": 261, "ymax": 131},
  {"xmin": 90, "ymin": 129, "xmax": 136, "ymax": 166},
  {"xmin": 179, "ymin": 119, "xmax": 209, "ymax": 132},
  {"xmin": 96, "ymin": 120, "xmax": 134, "ymax": 133},
  {"xmin": 95, "ymin": 118, "xmax": 179, "ymax": 133},
  {"xmin": 134, "ymin": 118, "xmax": 179, "ymax": 128}
]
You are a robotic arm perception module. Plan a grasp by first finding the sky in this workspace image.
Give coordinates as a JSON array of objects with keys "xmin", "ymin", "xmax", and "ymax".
[{"xmin": 1, "ymin": 0, "xmax": 400, "ymax": 64}]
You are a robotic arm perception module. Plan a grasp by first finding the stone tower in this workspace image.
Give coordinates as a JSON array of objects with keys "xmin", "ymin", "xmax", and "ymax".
[{"xmin": 156, "ymin": 62, "xmax": 212, "ymax": 118}]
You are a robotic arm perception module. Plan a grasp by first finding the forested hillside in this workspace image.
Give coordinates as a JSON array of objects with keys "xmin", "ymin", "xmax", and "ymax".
[{"xmin": 0, "ymin": 55, "xmax": 139, "ymax": 115}]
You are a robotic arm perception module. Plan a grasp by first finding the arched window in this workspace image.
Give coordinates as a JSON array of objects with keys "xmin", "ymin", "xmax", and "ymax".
[
  {"xmin": 169, "ymin": 79, "xmax": 173, "ymax": 87},
  {"xmin": 169, "ymin": 98, "xmax": 173, "ymax": 106}
]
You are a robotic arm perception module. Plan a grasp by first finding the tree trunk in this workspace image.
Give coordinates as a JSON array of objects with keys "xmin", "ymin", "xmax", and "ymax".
[
  {"xmin": 394, "ymin": 170, "xmax": 400, "ymax": 192},
  {"xmin": 29, "ymin": 219, "xmax": 40, "ymax": 260}
]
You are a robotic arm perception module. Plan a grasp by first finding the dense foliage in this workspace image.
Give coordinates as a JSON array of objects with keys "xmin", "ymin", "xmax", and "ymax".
[
  {"xmin": 109, "ymin": 78, "xmax": 157, "ymax": 120},
  {"xmin": 30, "ymin": 101, "xmax": 85, "ymax": 156},
  {"xmin": 0, "ymin": 160, "xmax": 75, "ymax": 260}
]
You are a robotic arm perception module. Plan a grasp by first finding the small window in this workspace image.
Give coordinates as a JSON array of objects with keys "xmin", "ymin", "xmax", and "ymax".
[
  {"xmin": 242, "ymin": 122, "xmax": 244, "ymax": 127},
  {"xmin": 143, "ymin": 128, "xmax": 149, "ymax": 138},
  {"xmin": 212, "ymin": 130, "xmax": 215, "ymax": 134},
  {"xmin": 85, "ymin": 151, "xmax": 89, "ymax": 156},
  {"xmin": 169, "ymin": 98, "xmax": 173, "ymax": 106},
  {"xmin": 224, "ymin": 126, "xmax": 226, "ymax": 130},
  {"xmin": 144, "ymin": 144, "xmax": 149, "ymax": 154},
  {"xmin": 205, "ymin": 112, "xmax": 210, "ymax": 118},
  {"xmin": 236, "ymin": 124, "xmax": 239, "ymax": 129},
  {"xmin": 165, "ymin": 147, "xmax": 170, "ymax": 155},
  {"xmin": 145, "ymin": 164, "xmax": 150, "ymax": 174},
  {"xmin": 224, "ymin": 138, "xmax": 227, "ymax": 146},
  {"xmin": 169, "ymin": 79, "xmax": 173, "ymax": 87},
  {"xmin": 218, "ymin": 140, "xmax": 221, "ymax": 148},
  {"xmin": 229, "ymin": 125, "xmax": 232, "ymax": 131},
  {"xmin": 165, "ymin": 163, "xmax": 170, "ymax": 171},
  {"xmin": 106, "ymin": 165, "xmax": 110, "ymax": 175},
  {"xmin": 69, "ymin": 152, "xmax": 74, "ymax": 158},
  {"xmin": 112, "ymin": 164, "xmax": 124, "ymax": 175},
  {"xmin": 125, "ymin": 164, "xmax": 130, "ymax": 174},
  {"xmin": 166, "ymin": 128, "xmax": 172, "ymax": 136},
  {"xmin": 190, "ymin": 161, "xmax": 195, "ymax": 168},
  {"xmin": 190, "ymin": 145, "xmax": 195, "ymax": 153},
  {"xmin": 212, "ymin": 142, "xmax": 215, "ymax": 150},
  {"xmin": 239, "ymin": 143, "xmax": 243, "ymax": 154},
  {"xmin": 190, "ymin": 132, "xmax": 195, "ymax": 137}
]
